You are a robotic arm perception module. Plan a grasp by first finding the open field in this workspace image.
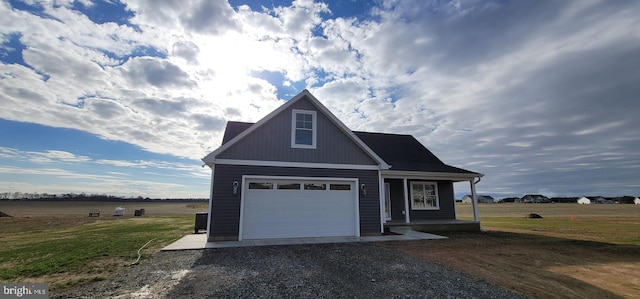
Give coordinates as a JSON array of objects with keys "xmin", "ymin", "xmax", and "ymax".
[
  {"xmin": 383, "ymin": 203, "xmax": 640, "ymax": 298},
  {"xmin": 1, "ymin": 201, "xmax": 638, "ymax": 298},
  {"xmin": 456, "ymin": 203, "xmax": 640, "ymax": 245},
  {"xmin": 456, "ymin": 202, "xmax": 640, "ymax": 218},
  {"xmin": 0, "ymin": 200, "xmax": 208, "ymax": 217},
  {"xmin": 0, "ymin": 201, "xmax": 207, "ymax": 291}
]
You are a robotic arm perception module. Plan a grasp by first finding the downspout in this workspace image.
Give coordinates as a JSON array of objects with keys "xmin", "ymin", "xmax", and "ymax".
[
  {"xmin": 471, "ymin": 176, "xmax": 481, "ymax": 222},
  {"xmin": 403, "ymin": 178, "xmax": 410, "ymax": 223}
]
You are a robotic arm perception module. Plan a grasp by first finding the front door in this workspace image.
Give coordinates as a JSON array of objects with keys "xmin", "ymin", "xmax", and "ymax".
[{"xmin": 384, "ymin": 183, "xmax": 391, "ymax": 220}]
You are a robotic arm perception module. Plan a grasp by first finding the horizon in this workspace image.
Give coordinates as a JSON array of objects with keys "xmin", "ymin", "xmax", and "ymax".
[{"xmin": 2, "ymin": 191, "xmax": 638, "ymax": 201}]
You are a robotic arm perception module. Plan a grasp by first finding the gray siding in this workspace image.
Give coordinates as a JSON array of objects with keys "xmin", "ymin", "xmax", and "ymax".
[
  {"xmin": 217, "ymin": 96, "xmax": 377, "ymax": 165},
  {"xmin": 385, "ymin": 179, "xmax": 407, "ymax": 221},
  {"xmin": 209, "ymin": 164, "xmax": 381, "ymax": 240},
  {"xmin": 385, "ymin": 179, "xmax": 456, "ymax": 222},
  {"xmin": 408, "ymin": 180, "xmax": 456, "ymax": 220}
]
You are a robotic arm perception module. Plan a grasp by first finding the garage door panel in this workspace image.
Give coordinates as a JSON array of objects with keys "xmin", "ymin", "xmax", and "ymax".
[
  {"xmin": 243, "ymin": 211, "xmax": 353, "ymax": 227},
  {"xmin": 242, "ymin": 178, "xmax": 358, "ymax": 240}
]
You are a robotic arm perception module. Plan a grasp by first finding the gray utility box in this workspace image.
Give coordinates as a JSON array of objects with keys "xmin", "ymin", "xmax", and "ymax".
[{"xmin": 194, "ymin": 212, "xmax": 208, "ymax": 234}]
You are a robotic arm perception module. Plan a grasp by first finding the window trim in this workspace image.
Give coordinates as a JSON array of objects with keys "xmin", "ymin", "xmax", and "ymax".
[
  {"xmin": 410, "ymin": 181, "xmax": 440, "ymax": 210},
  {"xmin": 291, "ymin": 109, "xmax": 317, "ymax": 149}
]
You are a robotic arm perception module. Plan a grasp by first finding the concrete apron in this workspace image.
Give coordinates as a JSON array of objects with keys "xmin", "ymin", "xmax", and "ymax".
[{"xmin": 162, "ymin": 227, "xmax": 447, "ymax": 250}]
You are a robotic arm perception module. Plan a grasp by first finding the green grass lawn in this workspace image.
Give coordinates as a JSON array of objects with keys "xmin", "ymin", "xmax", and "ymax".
[{"xmin": 0, "ymin": 215, "xmax": 193, "ymax": 291}]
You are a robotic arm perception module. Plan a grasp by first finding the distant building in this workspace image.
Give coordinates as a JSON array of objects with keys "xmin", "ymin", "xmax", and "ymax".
[
  {"xmin": 519, "ymin": 194, "xmax": 550, "ymax": 203},
  {"xmin": 501, "ymin": 197, "xmax": 519, "ymax": 203},
  {"xmin": 634, "ymin": 197, "xmax": 640, "ymax": 205},
  {"xmin": 595, "ymin": 197, "xmax": 615, "ymax": 204},
  {"xmin": 577, "ymin": 196, "xmax": 614, "ymax": 204},
  {"xmin": 461, "ymin": 195, "xmax": 495, "ymax": 203},
  {"xmin": 577, "ymin": 197, "xmax": 591, "ymax": 204}
]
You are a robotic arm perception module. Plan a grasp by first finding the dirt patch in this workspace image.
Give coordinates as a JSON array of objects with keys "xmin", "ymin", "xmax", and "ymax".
[
  {"xmin": 381, "ymin": 231, "xmax": 640, "ymax": 298},
  {"xmin": 0, "ymin": 210, "xmax": 11, "ymax": 217}
]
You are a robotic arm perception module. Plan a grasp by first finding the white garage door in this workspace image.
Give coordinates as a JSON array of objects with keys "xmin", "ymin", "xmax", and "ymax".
[{"xmin": 241, "ymin": 178, "xmax": 359, "ymax": 240}]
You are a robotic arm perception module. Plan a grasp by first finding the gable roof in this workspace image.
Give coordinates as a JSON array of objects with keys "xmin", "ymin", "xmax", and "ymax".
[
  {"xmin": 213, "ymin": 122, "xmax": 480, "ymax": 178},
  {"xmin": 202, "ymin": 90, "xmax": 389, "ymax": 168}
]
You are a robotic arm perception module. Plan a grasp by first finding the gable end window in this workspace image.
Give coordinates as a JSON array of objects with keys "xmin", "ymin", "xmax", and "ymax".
[
  {"xmin": 410, "ymin": 182, "xmax": 439, "ymax": 210},
  {"xmin": 291, "ymin": 109, "xmax": 317, "ymax": 149}
]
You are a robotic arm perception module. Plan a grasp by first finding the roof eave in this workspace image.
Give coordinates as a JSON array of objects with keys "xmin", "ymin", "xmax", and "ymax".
[{"xmin": 381, "ymin": 169, "xmax": 484, "ymax": 182}]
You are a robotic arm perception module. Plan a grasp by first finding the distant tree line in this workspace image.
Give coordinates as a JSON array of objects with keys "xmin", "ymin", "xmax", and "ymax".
[{"xmin": 0, "ymin": 192, "xmax": 207, "ymax": 202}]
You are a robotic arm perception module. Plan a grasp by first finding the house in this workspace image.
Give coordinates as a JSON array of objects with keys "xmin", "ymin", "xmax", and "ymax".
[
  {"xmin": 577, "ymin": 197, "xmax": 591, "ymax": 204},
  {"xmin": 519, "ymin": 194, "xmax": 550, "ymax": 203},
  {"xmin": 500, "ymin": 197, "xmax": 519, "ymax": 203},
  {"xmin": 577, "ymin": 196, "xmax": 613, "ymax": 204},
  {"xmin": 201, "ymin": 90, "xmax": 483, "ymax": 241},
  {"xmin": 595, "ymin": 197, "xmax": 614, "ymax": 204},
  {"xmin": 634, "ymin": 197, "xmax": 640, "ymax": 205},
  {"xmin": 461, "ymin": 195, "xmax": 494, "ymax": 203}
]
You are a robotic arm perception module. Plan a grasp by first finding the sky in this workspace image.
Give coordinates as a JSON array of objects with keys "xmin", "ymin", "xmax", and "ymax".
[{"xmin": 1, "ymin": 0, "xmax": 639, "ymax": 199}]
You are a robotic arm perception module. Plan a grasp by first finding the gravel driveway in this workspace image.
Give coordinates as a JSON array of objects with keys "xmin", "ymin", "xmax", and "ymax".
[{"xmin": 53, "ymin": 242, "xmax": 526, "ymax": 298}]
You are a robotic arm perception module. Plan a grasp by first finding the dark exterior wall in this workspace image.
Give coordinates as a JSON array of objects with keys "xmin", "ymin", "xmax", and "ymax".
[
  {"xmin": 217, "ymin": 96, "xmax": 377, "ymax": 165},
  {"xmin": 408, "ymin": 180, "xmax": 456, "ymax": 220},
  {"xmin": 209, "ymin": 164, "xmax": 381, "ymax": 240},
  {"xmin": 209, "ymin": 165, "xmax": 242, "ymax": 239},
  {"xmin": 385, "ymin": 179, "xmax": 407, "ymax": 221}
]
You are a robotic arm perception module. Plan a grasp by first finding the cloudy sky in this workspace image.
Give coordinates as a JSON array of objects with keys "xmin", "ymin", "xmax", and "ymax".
[{"xmin": 1, "ymin": 0, "xmax": 639, "ymax": 199}]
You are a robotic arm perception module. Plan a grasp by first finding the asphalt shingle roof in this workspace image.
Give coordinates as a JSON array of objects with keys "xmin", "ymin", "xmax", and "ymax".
[
  {"xmin": 221, "ymin": 121, "xmax": 254, "ymax": 144},
  {"xmin": 353, "ymin": 131, "xmax": 477, "ymax": 174}
]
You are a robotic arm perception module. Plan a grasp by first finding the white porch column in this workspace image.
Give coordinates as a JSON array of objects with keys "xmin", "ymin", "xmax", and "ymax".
[
  {"xmin": 379, "ymin": 171, "xmax": 385, "ymax": 233},
  {"xmin": 403, "ymin": 178, "xmax": 410, "ymax": 223},
  {"xmin": 470, "ymin": 178, "xmax": 479, "ymax": 222}
]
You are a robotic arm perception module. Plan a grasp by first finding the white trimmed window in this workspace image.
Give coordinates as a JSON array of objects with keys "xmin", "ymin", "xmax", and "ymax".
[
  {"xmin": 291, "ymin": 109, "xmax": 317, "ymax": 149},
  {"xmin": 410, "ymin": 182, "xmax": 439, "ymax": 210}
]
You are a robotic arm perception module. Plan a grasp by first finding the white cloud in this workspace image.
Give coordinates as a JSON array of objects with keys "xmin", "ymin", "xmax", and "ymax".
[
  {"xmin": 118, "ymin": 56, "xmax": 195, "ymax": 88},
  {"xmin": 126, "ymin": 0, "xmax": 240, "ymax": 36}
]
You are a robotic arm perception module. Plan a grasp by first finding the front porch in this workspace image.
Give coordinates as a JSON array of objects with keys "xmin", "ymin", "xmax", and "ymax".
[
  {"xmin": 384, "ymin": 220, "xmax": 481, "ymax": 233},
  {"xmin": 381, "ymin": 175, "xmax": 482, "ymax": 233}
]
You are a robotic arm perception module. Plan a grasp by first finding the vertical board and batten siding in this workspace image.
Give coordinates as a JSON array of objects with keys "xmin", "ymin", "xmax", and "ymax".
[
  {"xmin": 209, "ymin": 164, "xmax": 381, "ymax": 240},
  {"xmin": 408, "ymin": 180, "xmax": 456, "ymax": 220},
  {"xmin": 216, "ymin": 96, "xmax": 378, "ymax": 165}
]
